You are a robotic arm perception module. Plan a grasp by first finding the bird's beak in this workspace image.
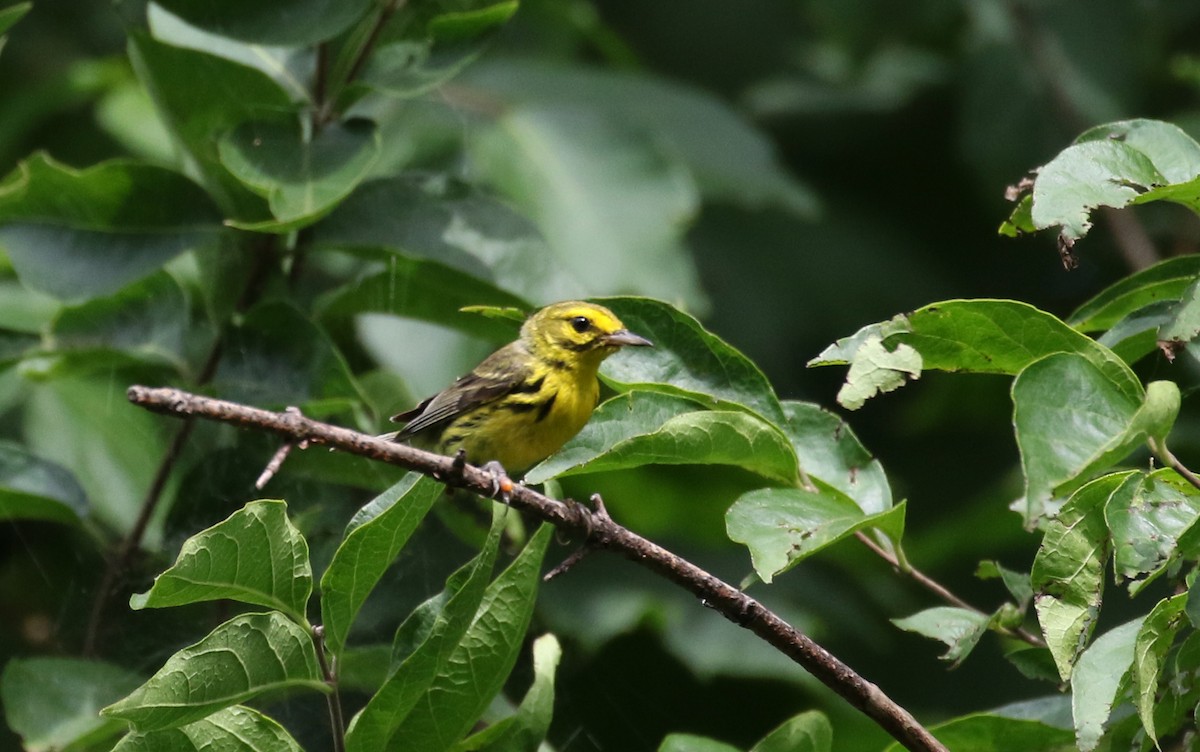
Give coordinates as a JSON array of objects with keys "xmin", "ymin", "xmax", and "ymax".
[{"xmin": 603, "ymin": 329, "xmax": 654, "ymax": 348}]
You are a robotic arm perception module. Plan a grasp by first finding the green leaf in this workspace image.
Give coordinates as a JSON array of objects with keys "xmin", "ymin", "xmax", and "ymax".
[
  {"xmin": 219, "ymin": 119, "xmax": 381, "ymax": 232},
  {"xmin": 127, "ymin": 31, "xmax": 294, "ymax": 220},
  {"xmin": 321, "ymin": 474, "xmax": 442, "ymax": 656},
  {"xmin": 110, "ymin": 704, "xmax": 303, "ymax": 752},
  {"xmin": 976, "ymin": 561, "xmax": 1033, "ymax": 610},
  {"xmin": 1031, "ymin": 472, "xmax": 1125, "ymax": 681},
  {"xmin": 24, "ymin": 375, "xmax": 169, "ymax": 540},
  {"xmin": 751, "ymin": 710, "xmax": 832, "ymax": 752},
  {"xmin": 998, "ymin": 194, "xmax": 1034, "ymax": 237},
  {"xmin": 316, "ymin": 254, "xmax": 530, "ymax": 345},
  {"xmin": 345, "ymin": 510, "xmax": 506, "ymax": 752},
  {"xmin": 527, "ymin": 392, "xmax": 798, "ymax": 486},
  {"xmin": 213, "ymin": 300, "xmax": 363, "ymax": 413},
  {"xmin": 0, "ymin": 155, "xmax": 221, "ymax": 301},
  {"xmin": 1070, "ymin": 617, "xmax": 1143, "ymax": 752},
  {"xmin": 356, "ymin": 2, "xmax": 518, "ymax": 100},
  {"xmin": 1068, "ymin": 255, "xmax": 1200, "ymax": 331},
  {"xmin": 891, "ymin": 607, "xmax": 991, "ymax": 668},
  {"xmin": 1133, "ymin": 594, "xmax": 1188, "ymax": 746},
  {"xmin": 1158, "ymin": 275, "xmax": 1200, "ymax": 347},
  {"xmin": 0, "ymin": 278, "xmax": 58, "ymax": 333},
  {"xmin": 833, "ymin": 334, "xmax": 921, "ymax": 410},
  {"xmin": 0, "ymin": 440, "xmax": 87, "ymax": 525},
  {"xmin": 451, "ymin": 633, "xmax": 561, "ymax": 752},
  {"xmin": 462, "ymin": 60, "xmax": 818, "ymax": 216},
  {"xmin": 1, "ymin": 657, "xmax": 142, "ymax": 752},
  {"xmin": 1104, "ymin": 469, "xmax": 1200, "ymax": 593},
  {"xmin": 0, "ymin": 2, "xmax": 31, "ymax": 38},
  {"xmin": 727, "ymin": 487, "xmax": 905, "ymax": 583},
  {"xmin": 1014, "ymin": 120, "xmax": 1200, "ymax": 243},
  {"xmin": 1013, "ymin": 353, "xmax": 1161, "ymax": 522},
  {"xmin": 596, "ymin": 297, "xmax": 787, "ymax": 425},
  {"xmin": 386, "ymin": 524, "xmax": 552, "ymax": 750},
  {"xmin": 152, "ymin": 0, "xmax": 371, "ymax": 46},
  {"xmin": 50, "ymin": 271, "xmax": 189, "ymax": 371},
  {"xmin": 658, "ymin": 736, "xmax": 741, "ymax": 752},
  {"xmin": 102, "ymin": 611, "xmax": 326, "ymax": 732},
  {"xmin": 780, "ymin": 401, "xmax": 892, "ymax": 515},
  {"xmin": 130, "ymin": 499, "xmax": 312, "ymax": 624},
  {"xmin": 882, "ymin": 714, "xmax": 1074, "ymax": 752},
  {"xmin": 471, "ymin": 106, "xmax": 705, "ymax": 307},
  {"xmin": 311, "ymin": 174, "xmax": 577, "ymax": 304}
]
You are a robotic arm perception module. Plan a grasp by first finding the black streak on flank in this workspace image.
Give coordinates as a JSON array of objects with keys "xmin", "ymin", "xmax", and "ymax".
[
  {"xmin": 511, "ymin": 375, "xmax": 546, "ymax": 395},
  {"xmin": 536, "ymin": 393, "xmax": 558, "ymax": 422}
]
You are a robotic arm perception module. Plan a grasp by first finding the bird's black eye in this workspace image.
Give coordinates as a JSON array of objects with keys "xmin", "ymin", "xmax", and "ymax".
[{"xmin": 570, "ymin": 316, "xmax": 591, "ymax": 333}]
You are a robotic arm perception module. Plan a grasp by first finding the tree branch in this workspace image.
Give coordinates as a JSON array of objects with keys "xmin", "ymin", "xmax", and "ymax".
[{"xmin": 126, "ymin": 385, "xmax": 947, "ymax": 752}]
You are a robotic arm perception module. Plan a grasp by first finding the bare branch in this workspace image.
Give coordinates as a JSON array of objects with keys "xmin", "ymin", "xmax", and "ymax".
[{"xmin": 127, "ymin": 385, "xmax": 947, "ymax": 752}]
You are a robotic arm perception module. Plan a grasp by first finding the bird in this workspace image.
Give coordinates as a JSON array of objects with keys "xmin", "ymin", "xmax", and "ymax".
[{"xmin": 388, "ymin": 300, "xmax": 653, "ymax": 479}]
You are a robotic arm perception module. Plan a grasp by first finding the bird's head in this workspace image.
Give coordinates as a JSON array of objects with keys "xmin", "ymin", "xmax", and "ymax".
[{"xmin": 522, "ymin": 301, "xmax": 653, "ymax": 366}]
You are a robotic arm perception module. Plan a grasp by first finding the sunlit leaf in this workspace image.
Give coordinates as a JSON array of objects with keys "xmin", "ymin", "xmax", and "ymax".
[
  {"xmin": 1, "ymin": 657, "xmax": 142, "ymax": 752},
  {"xmin": 780, "ymin": 401, "xmax": 892, "ymax": 515},
  {"xmin": 833, "ymin": 335, "xmax": 921, "ymax": 410},
  {"xmin": 1104, "ymin": 469, "xmax": 1200, "ymax": 593},
  {"xmin": 102, "ymin": 611, "xmax": 326, "ymax": 731},
  {"xmin": 130, "ymin": 500, "xmax": 312, "ymax": 624},
  {"xmin": 659, "ymin": 736, "xmax": 740, "ymax": 752},
  {"xmin": 751, "ymin": 710, "xmax": 832, "ymax": 752},
  {"xmin": 892, "ymin": 607, "xmax": 991, "ymax": 668},
  {"xmin": 1133, "ymin": 594, "xmax": 1188, "ymax": 745}
]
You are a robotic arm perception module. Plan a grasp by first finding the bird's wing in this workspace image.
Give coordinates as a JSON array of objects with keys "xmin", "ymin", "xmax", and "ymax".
[{"xmin": 391, "ymin": 342, "xmax": 535, "ymax": 439}]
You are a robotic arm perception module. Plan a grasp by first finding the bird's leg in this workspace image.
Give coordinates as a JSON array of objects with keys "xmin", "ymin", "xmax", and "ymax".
[{"xmin": 480, "ymin": 460, "xmax": 515, "ymax": 503}]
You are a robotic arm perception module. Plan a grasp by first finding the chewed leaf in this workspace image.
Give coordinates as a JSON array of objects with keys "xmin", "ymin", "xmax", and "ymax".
[
  {"xmin": 1133, "ymin": 594, "xmax": 1189, "ymax": 746},
  {"xmin": 892, "ymin": 607, "xmax": 990, "ymax": 668},
  {"xmin": 780, "ymin": 401, "xmax": 892, "ymax": 515},
  {"xmin": 834, "ymin": 336, "xmax": 921, "ymax": 410}
]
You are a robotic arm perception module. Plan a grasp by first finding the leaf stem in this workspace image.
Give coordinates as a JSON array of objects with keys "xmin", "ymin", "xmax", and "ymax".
[
  {"xmin": 313, "ymin": 625, "xmax": 347, "ymax": 752},
  {"xmin": 854, "ymin": 531, "xmax": 1046, "ymax": 648},
  {"xmin": 1151, "ymin": 438, "xmax": 1200, "ymax": 492}
]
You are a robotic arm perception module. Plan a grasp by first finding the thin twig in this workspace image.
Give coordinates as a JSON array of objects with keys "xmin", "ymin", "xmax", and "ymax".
[
  {"xmin": 313, "ymin": 625, "xmax": 346, "ymax": 752},
  {"xmin": 1152, "ymin": 439, "xmax": 1200, "ymax": 493},
  {"xmin": 855, "ymin": 532, "xmax": 1046, "ymax": 648},
  {"xmin": 127, "ymin": 386, "xmax": 948, "ymax": 752}
]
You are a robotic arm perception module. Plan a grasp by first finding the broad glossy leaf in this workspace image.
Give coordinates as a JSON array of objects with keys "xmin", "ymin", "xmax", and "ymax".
[
  {"xmin": 1013, "ymin": 354, "xmax": 1174, "ymax": 522},
  {"xmin": 528, "ymin": 392, "xmax": 798, "ymax": 486},
  {"xmin": 131, "ymin": 500, "xmax": 312, "ymax": 624},
  {"xmin": 780, "ymin": 401, "xmax": 891, "ymax": 515},
  {"xmin": 386, "ymin": 525, "xmax": 551, "ymax": 749},
  {"xmin": 111, "ymin": 705, "xmax": 302, "ymax": 752},
  {"xmin": 1, "ymin": 657, "xmax": 142, "ymax": 752},
  {"xmin": 0, "ymin": 440, "xmax": 87, "ymax": 525},
  {"xmin": 51, "ymin": 271, "xmax": 189, "ymax": 371},
  {"xmin": 1031, "ymin": 473, "xmax": 1125, "ymax": 681},
  {"xmin": 220, "ymin": 119, "xmax": 380, "ymax": 232},
  {"xmin": 213, "ymin": 300, "xmax": 363, "ymax": 413},
  {"xmin": 727, "ymin": 486, "xmax": 905, "ymax": 583},
  {"xmin": 321, "ymin": 474, "xmax": 442, "ymax": 655},
  {"xmin": 102, "ymin": 611, "xmax": 326, "ymax": 731},
  {"xmin": 1069, "ymin": 255, "xmax": 1200, "ymax": 331},
  {"xmin": 128, "ymin": 31, "xmax": 293, "ymax": 220},
  {"xmin": 0, "ymin": 155, "xmax": 221, "ymax": 301},
  {"xmin": 316, "ymin": 253, "xmax": 529, "ymax": 344},
  {"xmin": 345, "ymin": 511, "xmax": 505, "ymax": 752},
  {"xmin": 882, "ymin": 715, "xmax": 1073, "ymax": 752},
  {"xmin": 451, "ymin": 633, "xmax": 560, "ymax": 752},
  {"xmin": 751, "ymin": 710, "xmax": 832, "ymax": 752},
  {"xmin": 153, "ymin": 0, "xmax": 370, "ymax": 46},
  {"xmin": 1104, "ymin": 469, "xmax": 1200, "ymax": 593},
  {"xmin": 596, "ymin": 297, "xmax": 786, "ymax": 425},
  {"xmin": 1071, "ymin": 617, "xmax": 1143, "ymax": 752},
  {"xmin": 1133, "ymin": 594, "xmax": 1188, "ymax": 745},
  {"xmin": 24, "ymin": 375, "xmax": 168, "ymax": 540},
  {"xmin": 471, "ymin": 106, "xmax": 705, "ymax": 307},
  {"xmin": 891, "ymin": 607, "xmax": 990, "ymax": 668},
  {"xmin": 463, "ymin": 60, "xmax": 818, "ymax": 216}
]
